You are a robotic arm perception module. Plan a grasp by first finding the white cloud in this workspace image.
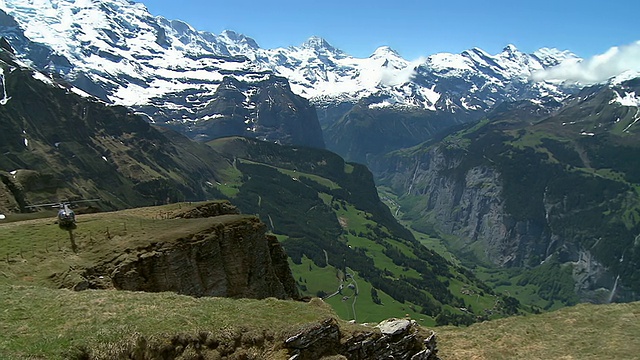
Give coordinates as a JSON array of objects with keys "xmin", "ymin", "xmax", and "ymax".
[
  {"xmin": 378, "ymin": 57, "xmax": 425, "ymax": 86},
  {"xmin": 531, "ymin": 40, "xmax": 640, "ymax": 84}
]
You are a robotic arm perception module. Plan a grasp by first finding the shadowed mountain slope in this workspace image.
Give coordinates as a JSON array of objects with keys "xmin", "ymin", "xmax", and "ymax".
[
  {"xmin": 374, "ymin": 79, "xmax": 640, "ymax": 305},
  {"xmin": 0, "ymin": 46, "xmax": 231, "ymax": 212}
]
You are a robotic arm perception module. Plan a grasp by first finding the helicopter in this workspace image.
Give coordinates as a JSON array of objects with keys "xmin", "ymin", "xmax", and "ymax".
[{"xmin": 26, "ymin": 199, "xmax": 99, "ymax": 230}]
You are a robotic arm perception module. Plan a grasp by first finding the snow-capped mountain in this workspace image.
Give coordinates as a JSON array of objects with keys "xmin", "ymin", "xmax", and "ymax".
[
  {"xmin": 268, "ymin": 41, "xmax": 578, "ymax": 109},
  {"xmin": 0, "ymin": 0, "xmax": 584, "ymax": 148},
  {"xmin": 0, "ymin": 0, "xmax": 329, "ymax": 145},
  {"xmin": 0, "ymin": 0, "xmax": 266, "ymax": 104}
]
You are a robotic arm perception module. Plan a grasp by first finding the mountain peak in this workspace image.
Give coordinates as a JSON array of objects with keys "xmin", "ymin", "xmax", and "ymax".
[
  {"xmin": 498, "ymin": 43, "xmax": 529, "ymax": 63},
  {"xmin": 502, "ymin": 44, "xmax": 519, "ymax": 53},
  {"xmin": 532, "ymin": 47, "xmax": 578, "ymax": 67},
  {"xmin": 461, "ymin": 47, "xmax": 492, "ymax": 62},
  {"xmin": 370, "ymin": 46, "xmax": 402, "ymax": 59},
  {"xmin": 302, "ymin": 36, "xmax": 339, "ymax": 53},
  {"xmin": 220, "ymin": 30, "xmax": 260, "ymax": 49},
  {"xmin": 469, "ymin": 47, "xmax": 491, "ymax": 57}
]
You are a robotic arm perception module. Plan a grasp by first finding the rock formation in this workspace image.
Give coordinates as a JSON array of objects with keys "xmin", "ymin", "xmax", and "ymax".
[
  {"xmin": 110, "ymin": 219, "xmax": 298, "ymax": 300},
  {"xmin": 76, "ymin": 201, "xmax": 300, "ymax": 300},
  {"xmin": 376, "ymin": 146, "xmax": 546, "ymax": 267},
  {"xmin": 76, "ymin": 315, "xmax": 439, "ymax": 360},
  {"xmin": 284, "ymin": 317, "xmax": 438, "ymax": 359}
]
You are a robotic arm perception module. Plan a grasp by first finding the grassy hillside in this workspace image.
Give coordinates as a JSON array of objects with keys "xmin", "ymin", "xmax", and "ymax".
[
  {"xmin": 0, "ymin": 201, "xmax": 245, "ymax": 289},
  {"xmin": 438, "ymin": 301, "xmax": 640, "ymax": 359},
  {"xmin": 0, "ymin": 201, "xmax": 442, "ymax": 360},
  {"xmin": 0, "ymin": 285, "xmax": 337, "ymax": 360},
  {"xmin": 3, "ymin": 279, "xmax": 637, "ymax": 359},
  {"xmin": 0, "ymin": 201, "xmax": 340, "ymax": 359}
]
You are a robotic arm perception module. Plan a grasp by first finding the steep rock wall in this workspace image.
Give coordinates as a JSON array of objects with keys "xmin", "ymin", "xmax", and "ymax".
[
  {"xmin": 108, "ymin": 215, "xmax": 299, "ymax": 300},
  {"xmin": 375, "ymin": 146, "xmax": 618, "ymax": 301},
  {"xmin": 378, "ymin": 146, "xmax": 551, "ymax": 267}
]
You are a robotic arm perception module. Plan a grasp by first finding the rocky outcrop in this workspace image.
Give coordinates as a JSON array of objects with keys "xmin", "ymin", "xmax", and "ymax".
[
  {"xmin": 160, "ymin": 75, "xmax": 326, "ymax": 148},
  {"xmin": 571, "ymin": 248, "xmax": 617, "ymax": 302},
  {"xmin": 0, "ymin": 171, "xmax": 24, "ymax": 213},
  {"xmin": 171, "ymin": 200, "xmax": 240, "ymax": 218},
  {"xmin": 76, "ymin": 316, "xmax": 439, "ymax": 360},
  {"xmin": 108, "ymin": 213, "xmax": 299, "ymax": 300},
  {"xmin": 284, "ymin": 318, "xmax": 438, "ymax": 360},
  {"xmin": 69, "ymin": 202, "xmax": 300, "ymax": 300}
]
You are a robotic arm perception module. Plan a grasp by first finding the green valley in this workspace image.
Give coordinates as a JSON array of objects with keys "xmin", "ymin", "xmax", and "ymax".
[{"xmin": 209, "ymin": 137, "xmax": 521, "ymax": 326}]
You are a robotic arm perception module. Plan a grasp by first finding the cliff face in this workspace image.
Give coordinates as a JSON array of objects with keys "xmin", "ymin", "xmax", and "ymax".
[
  {"xmin": 379, "ymin": 144, "xmax": 616, "ymax": 302},
  {"xmin": 378, "ymin": 146, "xmax": 550, "ymax": 268},
  {"xmin": 71, "ymin": 202, "xmax": 300, "ymax": 301},
  {"xmin": 109, "ymin": 215, "xmax": 299, "ymax": 300},
  {"xmin": 375, "ymin": 139, "xmax": 626, "ymax": 302},
  {"xmin": 157, "ymin": 76, "xmax": 326, "ymax": 148}
]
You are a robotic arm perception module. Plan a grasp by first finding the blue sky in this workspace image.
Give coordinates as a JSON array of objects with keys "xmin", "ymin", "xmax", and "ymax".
[{"xmin": 143, "ymin": 0, "xmax": 639, "ymax": 60}]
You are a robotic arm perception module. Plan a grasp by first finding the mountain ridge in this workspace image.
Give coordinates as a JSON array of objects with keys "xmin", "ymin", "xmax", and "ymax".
[{"xmin": 0, "ymin": 0, "xmax": 583, "ymax": 150}]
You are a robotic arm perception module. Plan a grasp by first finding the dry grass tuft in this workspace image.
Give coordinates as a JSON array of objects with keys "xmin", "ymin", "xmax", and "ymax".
[
  {"xmin": 437, "ymin": 302, "xmax": 640, "ymax": 360},
  {"xmin": 0, "ymin": 285, "xmax": 340, "ymax": 359}
]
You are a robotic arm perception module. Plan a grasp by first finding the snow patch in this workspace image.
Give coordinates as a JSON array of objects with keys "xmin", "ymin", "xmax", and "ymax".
[
  {"xmin": 0, "ymin": 67, "xmax": 11, "ymax": 105},
  {"xmin": 610, "ymin": 91, "xmax": 640, "ymax": 107},
  {"xmin": 420, "ymin": 85, "xmax": 440, "ymax": 109},
  {"xmin": 70, "ymin": 86, "xmax": 93, "ymax": 98},
  {"xmin": 460, "ymin": 97, "xmax": 479, "ymax": 110},
  {"xmin": 368, "ymin": 100, "xmax": 394, "ymax": 109},
  {"xmin": 31, "ymin": 70, "xmax": 55, "ymax": 85},
  {"xmin": 200, "ymin": 114, "xmax": 225, "ymax": 121}
]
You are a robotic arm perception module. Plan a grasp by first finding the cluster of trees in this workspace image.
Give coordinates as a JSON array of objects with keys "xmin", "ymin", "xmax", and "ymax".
[
  {"xmin": 435, "ymin": 310, "xmax": 476, "ymax": 326},
  {"xmin": 517, "ymin": 258, "xmax": 579, "ymax": 306},
  {"xmin": 370, "ymin": 287, "xmax": 382, "ymax": 305}
]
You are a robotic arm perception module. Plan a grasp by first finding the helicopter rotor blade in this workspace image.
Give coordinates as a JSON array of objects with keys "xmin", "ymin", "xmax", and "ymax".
[
  {"xmin": 26, "ymin": 199, "xmax": 100, "ymax": 209},
  {"xmin": 67, "ymin": 199, "xmax": 100, "ymax": 204},
  {"xmin": 25, "ymin": 203, "xmax": 62, "ymax": 208}
]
